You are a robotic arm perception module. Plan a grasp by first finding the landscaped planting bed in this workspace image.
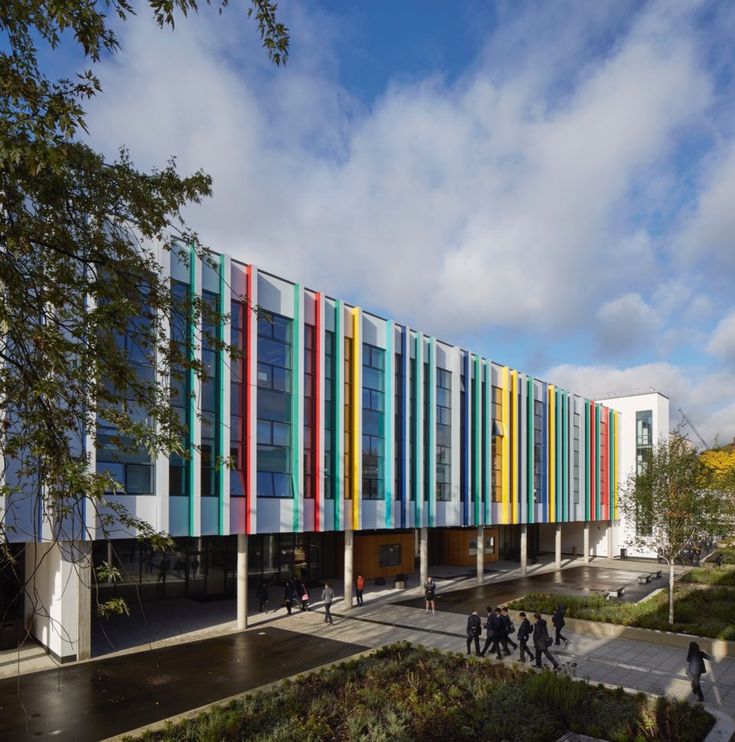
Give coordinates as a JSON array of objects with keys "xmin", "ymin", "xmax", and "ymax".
[
  {"xmin": 508, "ymin": 585, "xmax": 735, "ymax": 640},
  {"xmin": 130, "ymin": 643, "xmax": 713, "ymax": 742},
  {"xmin": 682, "ymin": 564, "xmax": 735, "ymax": 586}
]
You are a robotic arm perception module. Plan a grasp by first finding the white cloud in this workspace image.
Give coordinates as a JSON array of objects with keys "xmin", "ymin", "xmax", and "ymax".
[
  {"xmin": 595, "ymin": 293, "xmax": 661, "ymax": 356},
  {"xmin": 545, "ymin": 361, "xmax": 735, "ymax": 445},
  {"xmin": 85, "ymin": 0, "xmax": 711, "ymax": 341},
  {"xmin": 707, "ymin": 309, "xmax": 735, "ymax": 364}
]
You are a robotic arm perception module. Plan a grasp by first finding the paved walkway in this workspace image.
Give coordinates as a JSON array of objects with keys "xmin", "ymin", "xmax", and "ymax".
[
  {"xmin": 0, "ymin": 627, "xmax": 366, "ymax": 741},
  {"xmin": 2, "ymin": 556, "xmax": 727, "ymax": 740}
]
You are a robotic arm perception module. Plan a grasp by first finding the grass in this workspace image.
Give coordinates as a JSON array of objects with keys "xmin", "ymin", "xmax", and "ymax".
[
  {"xmin": 681, "ymin": 564, "xmax": 735, "ymax": 586},
  {"xmin": 127, "ymin": 643, "xmax": 713, "ymax": 742},
  {"xmin": 508, "ymin": 585, "xmax": 735, "ymax": 640}
]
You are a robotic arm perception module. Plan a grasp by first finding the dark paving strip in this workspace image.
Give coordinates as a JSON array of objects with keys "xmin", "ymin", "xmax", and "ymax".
[
  {"xmin": 329, "ymin": 611, "xmax": 463, "ymax": 640},
  {"xmin": 0, "ymin": 627, "xmax": 367, "ymax": 741},
  {"xmin": 394, "ymin": 566, "xmax": 665, "ymax": 615}
]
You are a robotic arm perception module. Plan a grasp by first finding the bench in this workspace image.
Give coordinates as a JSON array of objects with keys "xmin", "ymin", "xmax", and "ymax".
[
  {"xmin": 650, "ymin": 570, "xmax": 662, "ymax": 579},
  {"xmin": 637, "ymin": 574, "xmax": 651, "ymax": 584},
  {"xmin": 606, "ymin": 586, "xmax": 626, "ymax": 600}
]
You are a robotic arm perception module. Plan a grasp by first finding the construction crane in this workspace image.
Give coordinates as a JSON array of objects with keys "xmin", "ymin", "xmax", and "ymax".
[{"xmin": 678, "ymin": 408, "xmax": 709, "ymax": 450}]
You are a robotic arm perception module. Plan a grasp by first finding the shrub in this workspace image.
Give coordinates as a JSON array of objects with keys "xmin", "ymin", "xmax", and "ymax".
[{"xmin": 131, "ymin": 643, "xmax": 713, "ymax": 742}]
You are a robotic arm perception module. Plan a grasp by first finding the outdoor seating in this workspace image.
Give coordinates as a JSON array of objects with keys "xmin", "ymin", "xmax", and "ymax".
[{"xmin": 637, "ymin": 574, "xmax": 651, "ymax": 584}]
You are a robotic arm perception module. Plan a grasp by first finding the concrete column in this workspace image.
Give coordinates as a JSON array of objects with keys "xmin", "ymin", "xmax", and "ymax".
[
  {"xmin": 237, "ymin": 533, "xmax": 248, "ymax": 630},
  {"xmin": 476, "ymin": 527, "xmax": 484, "ymax": 584},
  {"xmin": 583, "ymin": 522, "xmax": 590, "ymax": 564},
  {"xmin": 419, "ymin": 527, "xmax": 428, "ymax": 588},
  {"xmin": 76, "ymin": 542, "xmax": 92, "ymax": 662},
  {"xmin": 520, "ymin": 525, "xmax": 528, "ymax": 576},
  {"xmin": 555, "ymin": 523, "xmax": 562, "ymax": 570},
  {"xmin": 344, "ymin": 530, "xmax": 354, "ymax": 609},
  {"xmin": 607, "ymin": 520, "xmax": 614, "ymax": 559}
]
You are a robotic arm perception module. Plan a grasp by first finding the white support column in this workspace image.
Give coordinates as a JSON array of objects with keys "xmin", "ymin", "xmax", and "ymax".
[
  {"xmin": 237, "ymin": 533, "xmax": 248, "ymax": 630},
  {"xmin": 476, "ymin": 526, "xmax": 484, "ymax": 584},
  {"xmin": 520, "ymin": 525, "xmax": 528, "ymax": 576},
  {"xmin": 583, "ymin": 522, "xmax": 590, "ymax": 564},
  {"xmin": 419, "ymin": 527, "xmax": 429, "ymax": 588},
  {"xmin": 344, "ymin": 530, "xmax": 354, "ymax": 609},
  {"xmin": 555, "ymin": 523, "xmax": 562, "ymax": 570},
  {"xmin": 607, "ymin": 520, "xmax": 614, "ymax": 559},
  {"xmin": 76, "ymin": 541, "xmax": 91, "ymax": 661}
]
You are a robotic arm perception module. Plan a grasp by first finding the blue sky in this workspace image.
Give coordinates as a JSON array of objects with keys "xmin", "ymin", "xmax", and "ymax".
[{"xmin": 72, "ymin": 0, "xmax": 735, "ymax": 442}]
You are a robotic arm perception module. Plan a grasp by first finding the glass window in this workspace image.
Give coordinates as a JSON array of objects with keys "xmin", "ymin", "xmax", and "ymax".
[{"xmin": 378, "ymin": 543, "xmax": 401, "ymax": 567}]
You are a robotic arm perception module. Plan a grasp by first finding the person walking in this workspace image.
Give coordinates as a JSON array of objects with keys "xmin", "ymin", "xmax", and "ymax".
[
  {"xmin": 299, "ymin": 582, "xmax": 310, "ymax": 612},
  {"xmin": 552, "ymin": 605, "xmax": 569, "ymax": 646},
  {"xmin": 714, "ymin": 553, "xmax": 723, "ymax": 568},
  {"xmin": 500, "ymin": 607, "xmax": 518, "ymax": 653},
  {"xmin": 356, "ymin": 574, "xmax": 365, "ymax": 606},
  {"xmin": 282, "ymin": 579, "xmax": 295, "ymax": 615},
  {"xmin": 687, "ymin": 641, "xmax": 711, "ymax": 702},
  {"xmin": 256, "ymin": 582, "xmax": 269, "ymax": 613},
  {"xmin": 533, "ymin": 613, "xmax": 560, "ymax": 670},
  {"xmin": 424, "ymin": 576, "xmax": 437, "ymax": 613},
  {"xmin": 516, "ymin": 611, "xmax": 536, "ymax": 663},
  {"xmin": 481, "ymin": 606, "xmax": 503, "ymax": 659},
  {"xmin": 466, "ymin": 610, "xmax": 482, "ymax": 656},
  {"xmin": 321, "ymin": 583, "xmax": 334, "ymax": 625}
]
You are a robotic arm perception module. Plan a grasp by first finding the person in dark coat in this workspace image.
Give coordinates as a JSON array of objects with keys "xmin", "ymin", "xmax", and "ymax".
[
  {"xmin": 552, "ymin": 605, "xmax": 569, "ymax": 646},
  {"xmin": 532, "ymin": 613, "xmax": 560, "ymax": 669},
  {"xmin": 714, "ymin": 553, "xmax": 723, "ymax": 568},
  {"xmin": 500, "ymin": 607, "xmax": 518, "ymax": 653},
  {"xmin": 516, "ymin": 611, "xmax": 535, "ymax": 663},
  {"xmin": 687, "ymin": 641, "xmax": 711, "ymax": 702},
  {"xmin": 480, "ymin": 606, "xmax": 503, "ymax": 659},
  {"xmin": 283, "ymin": 579, "xmax": 295, "ymax": 615},
  {"xmin": 424, "ymin": 576, "xmax": 437, "ymax": 613},
  {"xmin": 466, "ymin": 610, "xmax": 482, "ymax": 656},
  {"xmin": 256, "ymin": 582, "xmax": 269, "ymax": 613}
]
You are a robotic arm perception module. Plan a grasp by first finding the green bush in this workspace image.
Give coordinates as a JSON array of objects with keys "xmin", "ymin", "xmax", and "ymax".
[
  {"xmin": 508, "ymin": 585, "xmax": 735, "ymax": 640},
  {"xmin": 129, "ymin": 643, "xmax": 713, "ymax": 742}
]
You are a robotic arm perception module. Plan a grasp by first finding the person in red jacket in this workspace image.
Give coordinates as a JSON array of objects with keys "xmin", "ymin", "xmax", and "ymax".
[{"xmin": 356, "ymin": 574, "xmax": 365, "ymax": 606}]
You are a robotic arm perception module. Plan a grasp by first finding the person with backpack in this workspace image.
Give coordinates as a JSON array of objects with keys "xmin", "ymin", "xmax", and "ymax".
[
  {"xmin": 480, "ymin": 606, "xmax": 503, "ymax": 659},
  {"xmin": 686, "ymin": 641, "xmax": 711, "ymax": 702},
  {"xmin": 552, "ymin": 605, "xmax": 569, "ymax": 646},
  {"xmin": 356, "ymin": 573, "xmax": 365, "ymax": 606},
  {"xmin": 500, "ymin": 606, "xmax": 518, "ymax": 653},
  {"xmin": 282, "ymin": 579, "xmax": 295, "ymax": 615},
  {"xmin": 466, "ymin": 610, "xmax": 482, "ymax": 656},
  {"xmin": 424, "ymin": 576, "xmax": 437, "ymax": 614},
  {"xmin": 532, "ymin": 612, "xmax": 560, "ymax": 670},
  {"xmin": 516, "ymin": 611, "xmax": 535, "ymax": 663}
]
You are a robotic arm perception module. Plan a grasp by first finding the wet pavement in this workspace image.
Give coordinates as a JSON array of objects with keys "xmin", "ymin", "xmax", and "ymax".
[
  {"xmin": 0, "ymin": 627, "xmax": 367, "ymax": 741},
  {"xmin": 394, "ymin": 565, "xmax": 666, "ymax": 614}
]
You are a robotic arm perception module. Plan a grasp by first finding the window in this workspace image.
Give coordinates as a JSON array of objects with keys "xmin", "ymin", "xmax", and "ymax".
[
  {"xmin": 257, "ymin": 313, "xmax": 293, "ymax": 497},
  {"xmin": 436, "ymin": 367, "xmax": 452, "ymax": 501},
  {"xmin": 573, "ymin": 411, "xmax": 580, "ymax": 504},
  {"xmin": 394, "ymin": 351, "xmax": 403, "ymax": 501},
  {"xmin": 303, "ymin": 323, "xmax": 315, "ymax": 499},
  {"xmin": 635, "ymin": 410, "xmax": 654, "ymax": 535},
  {"xmin": 378, "ymin": 543, "xmax": 401, "ymax": 567},
  {"xmin": 200, "ymin": 290, "xmax": 220, "ymax": 498},
  {"xmin": 362, "ymin": 343, "xmax": 385, "ymax": 500},
  {"xmin": 324, "ymin": 330, "xmax": 335, "ymax": 499},
  {"xmin": 534, "ymin": 399, "xmax": 543, "ymax": 503},
  {"xmin": 230, "ymin": 298, "xmax": 245, "ymax": 497},
  {"xmin": 491, "ymin": 385, "xmax": 503, "ymax": 502}
]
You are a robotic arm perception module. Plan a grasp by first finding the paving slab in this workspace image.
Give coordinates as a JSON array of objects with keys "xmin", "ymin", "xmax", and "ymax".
[
  {"xmin": 393, "ymin": 565, "xmax": 664, "ymax": 613},
  {"xmin": 0, "ymin": 627, "xmax": 367, "ymax": 741}
]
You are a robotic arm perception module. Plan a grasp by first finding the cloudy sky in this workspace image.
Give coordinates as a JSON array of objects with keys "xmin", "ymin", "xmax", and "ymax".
[{"xmin": 78, "ymin": 0, "xmax": 735, "ymax": 443}]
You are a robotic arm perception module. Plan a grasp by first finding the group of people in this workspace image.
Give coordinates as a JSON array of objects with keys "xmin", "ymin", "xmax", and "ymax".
[{"xmin": 466, "ymin": 605, "xmax": 569, "ymax": 670}]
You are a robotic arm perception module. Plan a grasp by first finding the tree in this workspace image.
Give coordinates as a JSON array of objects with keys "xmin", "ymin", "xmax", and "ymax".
[
  {"xmin": 620, "ymin": 434, "xmax": 731, "ymax": 625},
  {"xmin": 0, "ymin": 0, "xmax": 288, "ymax": 625}
]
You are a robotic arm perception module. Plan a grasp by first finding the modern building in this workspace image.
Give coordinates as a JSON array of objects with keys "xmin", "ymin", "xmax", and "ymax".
[
  {"xmin": 1, "ymin": 248, "xmax": 667, "ymax": 663},
  {"xmin": 599, "ymin": 391, "xmax": 671, "ymax": 559}
]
